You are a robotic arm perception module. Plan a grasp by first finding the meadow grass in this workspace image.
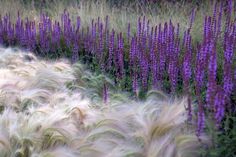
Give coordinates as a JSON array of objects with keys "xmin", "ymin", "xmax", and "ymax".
[
  {"xmin": 0, "ymin": 0, "xmax": 219, "ymax": 43},
  {"xmin": 0, "ymin": 47, "xmax": 209, "ymax": 157}
]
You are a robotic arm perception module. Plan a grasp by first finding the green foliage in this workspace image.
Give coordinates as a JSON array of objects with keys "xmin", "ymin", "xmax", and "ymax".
[{"xmin": 201, "ymin": 115, "xmax": 236, "ymax": 157}]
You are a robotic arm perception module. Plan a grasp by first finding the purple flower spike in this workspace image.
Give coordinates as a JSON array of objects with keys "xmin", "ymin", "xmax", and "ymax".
[
  {"xmin": 196, "ymin": 109, "xmax": 205, "ymax": 137},
  {"xmin": 206, "ymin": 47, "xmax": 217, "ymax": 108},
  {"xmin": 103, "ymin": 83, "xmax": 108, "ymax": 104},
  {"xmin": 107, "ymin": 29, "xmax": 115, "ymax": 70},
  {"xmin": 214, "ymin": 87, "xmax": 225, "ymax": 126},
  {"xmin": 132, "ymin": 67, "xmax": 138, "ymax": 95},
  {"xmin": 189, "ymin": 8, "xmax": 196, "ymax": 30}
]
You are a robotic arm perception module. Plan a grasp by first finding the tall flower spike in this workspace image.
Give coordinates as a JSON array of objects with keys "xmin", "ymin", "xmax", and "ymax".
[
  {"xmin": 196, "ymin": 107, "xmax": 205, "ymax": 137},
  {"xmin": 72, "ymin": 42, "xmax": 79, "ymax": 63},
  {"xmin": 189, "ymin": 8, "xmax": 196, "ymax": 30},
  {"xmin": 118, "ymin": 33, "xmax": 124, "ymax": 79},
  {"xmin": 103, "ymin": 83, "xmax": 108, "ymax": 104},
  {"xmin": 99, "ymin": 23, "xmax": 104, "ymax": 65},
  {"xmin": 214, "ymin": 87, "xmax": 225, "ymax": 126},
  {"xmin": 206, "ymin": 46, "xmax": 217, "ymax": 108},
  {"xmin": 223, "ymin": 35, "xmax": 234, "ymax": 97},
  {"xmin": 141, "ymin": 55, "xmax": 149, "ymax": 90},
  {"xmin": 132, "ymin": 68, "xmax": 138, "ymax": 95},
  {"xmin": 129, "ymin": 36, "xmax": 135, "ymax": 68},
  {"xmin": 107, "ymin": 29, "xmax": 115, "ymax": 71}
]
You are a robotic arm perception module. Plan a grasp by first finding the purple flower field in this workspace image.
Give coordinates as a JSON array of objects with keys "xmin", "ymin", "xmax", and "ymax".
[{"xmin": 0, "ymin": 0, "xmax": 235, "ymax": 156}]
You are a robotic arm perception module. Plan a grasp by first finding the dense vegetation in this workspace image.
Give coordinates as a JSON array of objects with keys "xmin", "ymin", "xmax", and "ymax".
[{"xmin": 0, "ymin": 0, "xmax": 235, "ymax": 156}]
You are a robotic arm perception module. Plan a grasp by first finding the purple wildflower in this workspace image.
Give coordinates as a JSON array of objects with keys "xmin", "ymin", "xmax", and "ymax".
[
  {"xmin": 214, "ymin": 87, "xmax": 225, "ymax": 126},
  {"xmin": 206, "ymin": 46, "xmax": 217, "ymax": 108},
  {"xmin": 196, "ymin": 108, "xmax": 205, "ymax": 137},
  {"xmin": 103, "ymin": 83, "xmax": 108, "ymax": 104},
  {"xmin": 107, "ymin": 29, "xmax": 115, "ymax": 70}
]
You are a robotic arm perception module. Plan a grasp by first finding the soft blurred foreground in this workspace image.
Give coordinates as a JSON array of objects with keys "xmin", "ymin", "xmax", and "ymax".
[{"xmin": 0, "ymin": 47, "xmax": 208, "ymax": 157}]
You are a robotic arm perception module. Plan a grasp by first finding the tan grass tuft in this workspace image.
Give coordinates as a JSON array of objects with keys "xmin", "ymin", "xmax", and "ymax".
[{"xmin": 0, "ymin": 47, "xmax": 208, "ymax": 156}]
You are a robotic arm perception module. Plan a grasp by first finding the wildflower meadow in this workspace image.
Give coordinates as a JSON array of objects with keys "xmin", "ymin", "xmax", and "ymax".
[{"xmin": 0, "ymin": 0, "xmax": 235, "ymax": 156}]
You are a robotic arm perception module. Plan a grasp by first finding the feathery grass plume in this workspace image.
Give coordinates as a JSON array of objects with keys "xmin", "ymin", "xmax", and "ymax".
[{"xmin": 0, "ymin": 47, "xmax": 209, "ymax": 156}]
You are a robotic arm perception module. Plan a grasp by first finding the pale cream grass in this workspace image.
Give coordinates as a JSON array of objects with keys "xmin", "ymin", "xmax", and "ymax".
[{"xmin": 0, "ymin": 47, "xmax": 208, "ymax": 157}]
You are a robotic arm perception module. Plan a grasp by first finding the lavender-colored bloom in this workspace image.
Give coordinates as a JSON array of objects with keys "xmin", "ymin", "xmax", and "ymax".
[
  {"xmin": 151, "ymin": 56, "xmax": 158, "ymax": 89},
  {"xmin": 129, "ymin": 36, "xmax": 135, "ymax": 68},
  {"xmin": 224, "ymin": 36, "xmax": 234, "ymax": 64},
  {"xmin": 196, "ymin": 109, "xmax": 205, "ymax": 137},
  {"xmin": 152, "ymin": 26, "xmax": 159, "ymax": 86},
  {"xmin": 118, "ymin": 33, "xmax": 124, "ymax": 79},
  {"xmin": 52, "ymin": 21, "xmax": 61, "ymax": 51},
  {"xmin": 29, "ymin": 21, "xmax": 36, "ymax": 51},
  {"xmin": 140, "ymin": 56, "xmax": 149, "ymax": 90},
  {"xmin": 91, "ymin": 20, "xmax": 97, "ymax": 53},
  {"xmin": 149, "ymin": 27, "xmax": 154, "ymax": 51},
  {"xmin": 38, "ymin": 14, "xmax": 52, "ymax": 54},
  {"xmin": 132, "ymin": 69, "xmax": 138, "ymax": 94},
  {"xmin": 214, "ymin": 88, "xmax": 225, "ymax": 126},
  {"xmin": 206, "ymin": 48, "xmax": 217, "ymax": 108},
  {"xmin": 167, "ymin": 21, "xmax": 178, "ymax": 93},
  {"xmin": 223, "ymin": 72, "xmax": 233, "ymax": 97},
  {"xmin": 103, "ymin": 83, "xmax": 108, "ymax": 104},
  {"xmin": 183, "ymin": 52, "xmax": 192, "ymax": 88},
  {"xmin": 159, "ymin": 26, "xmax": 166, "ymax": 78},
  {"xmin": 107, "ymin": 29, "xmax": 115, "ymax": 70},
  {"xmin": 72, "ymin": 42, "xmax": 79, "ymax": 63},
  {"xmin": 195, "ymin": 47, "xmax": 205, "ymax": 89},
  {"xmin": 182, "ymin": 45, "xmax": 192, "ymax": 122},
  {"xmin": 186, "ymin": 30, "xmax": 191, "ymax": 52},
  {"xmin": 0, "ymin": 16, "xmax": 4, "ymax": 44},
  {"xmin": 189, "ymin": 8, "xmax": 196, "ymax": 30},
  {"xmin": 206, "ymin": 17, "xmax": 212, "ymax": 42},
  {"xmin": 168, "ymin": 58, "xmax": 178, "ymax": 93},
  {"xmin": 114, "ymin": 33, "xmax": 124, "ymax": 79},
  {"xmin": 39, "ymin": 22, "xmax": 45, "ymax": 53},
  {"xmin": 223, "ymin": 36, "xmax": 234, "ymax": 96},
  {"xmin": 98, "ymin": 23, "xmax": 104, "ymax": 62}
]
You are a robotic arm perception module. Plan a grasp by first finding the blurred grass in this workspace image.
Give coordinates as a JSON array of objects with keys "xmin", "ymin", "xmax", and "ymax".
[{"xmin": 0, "ymin": 0, "xmax": 218, "ymax": 44}]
